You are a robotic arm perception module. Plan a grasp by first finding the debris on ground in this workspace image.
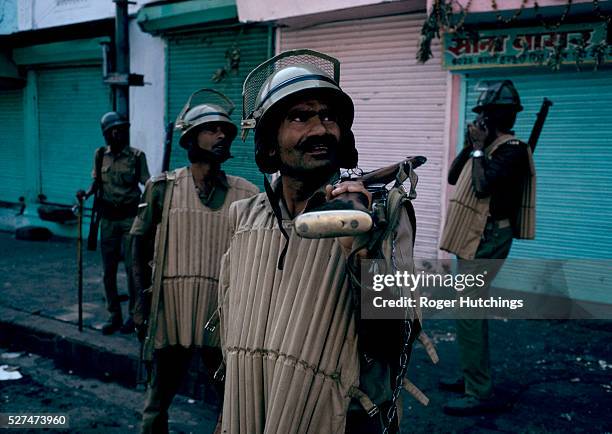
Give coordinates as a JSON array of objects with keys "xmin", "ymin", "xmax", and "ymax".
[{"xmin": 0, "ymin": 365, "xmax": 23, "ymax": 381}]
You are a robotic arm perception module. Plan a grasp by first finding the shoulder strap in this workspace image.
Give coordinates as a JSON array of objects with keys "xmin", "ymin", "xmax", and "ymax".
[
  {"xmin": 135, "ymin": 150, "xmax": 141, "ymax": 184},
  {"xmin": 143, "ymin": 172, "xmax": 176, "ymax": 362},
  {"xmin": 94, "ymin": 146, "xmax": 105, "ymax": 184}
]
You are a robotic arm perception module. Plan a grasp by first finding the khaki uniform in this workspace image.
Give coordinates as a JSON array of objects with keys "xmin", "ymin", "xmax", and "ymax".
[
  {"xmin": 130, "ymin": 166, "xmax": 258, "ymax": 434},
  {"xmin": 218, "ymin": 178, "xmax": 416, "ymax": 434},
  {"xmin": 94, "ymin": 146, "xmax": 150, "ymax": 322}
]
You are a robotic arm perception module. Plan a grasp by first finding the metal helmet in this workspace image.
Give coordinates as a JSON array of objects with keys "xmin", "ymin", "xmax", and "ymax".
[
  {"xmin": 473, "ymin": 80, "xmax": 523, "ymax": 113},
  {"xmin": 100, "ymin": 111, "xmax": 129, "ymax": 134},
  {"xmin": 175, "ymin": 88, "xmax": 237, "ymax": 149},
  {"xmin": 241, "ymin": 49, "xmax": 357, "ymax": 174}
]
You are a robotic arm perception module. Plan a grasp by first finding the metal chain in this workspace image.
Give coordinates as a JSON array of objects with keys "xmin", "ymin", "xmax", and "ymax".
[
  {"xmin": 382, "ymin": 318, "xmax": 412, "ymax": 434},
  {"xmin": 382, "ymin": 235, "xmax": 413, "ymax": 434}
]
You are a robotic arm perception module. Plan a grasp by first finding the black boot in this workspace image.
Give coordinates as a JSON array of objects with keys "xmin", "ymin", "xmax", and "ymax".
[
  {"xmin": 120, "ymin": 318, "xmax": 135, "ymax": 334},
  {"xmin": 102, "ymin": 314, "xmax": 123, "ymax": 335},
  {"xmin": 439, "ymin": 376, "xmax": 465, "ymax": 393}
]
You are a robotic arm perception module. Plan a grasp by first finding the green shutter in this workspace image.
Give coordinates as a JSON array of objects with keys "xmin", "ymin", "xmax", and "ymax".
[
  {"xmin": 166, "ymin": 26, "xmax": 269, "ymax": 187},
  {"xmin": 37, "ymin": 66, "xmax": 111, "ymax": 204},
  {"xmin": 0, "ymin": 89, "xmax": 25, "ymax": 203},
  {"xmin": 461, "ymin": 70, "xmax": 612, "ymax": 304}
]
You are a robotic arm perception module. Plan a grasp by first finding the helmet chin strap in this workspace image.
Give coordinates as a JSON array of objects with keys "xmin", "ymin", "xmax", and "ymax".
[{"xmin": 263, "ymin": 175, "xmax": 290, "ymax": 270}]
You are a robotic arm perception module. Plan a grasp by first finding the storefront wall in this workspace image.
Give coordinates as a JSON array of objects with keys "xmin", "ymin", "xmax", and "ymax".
[
  {"xmin": 0, "ymin": 89, "xmax": 25, "ymax": 203},
  {"xmin": 279, "ymin": 13, "xmax": 450, "ymax": 259},
  {"xmin": 165, "ymin": 25, "xmax": 271, "ymax": 186},
  {"xmin": 459, "ymin": 68, "xmax": 612, "ymax": 304},
  {"xmin": 37, "ymin": 65, "xmax": 112, "ymax": 204}
]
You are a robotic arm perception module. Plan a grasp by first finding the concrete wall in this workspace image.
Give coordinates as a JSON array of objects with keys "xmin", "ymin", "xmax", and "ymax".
[
  {"xmin": 0, "ymin": 0, "xmax": 18, "ymax": 34},
  {"xmin": 16, "ymin": 0, "xmax": 154, "ymax": 32},
  {"xmin": 237, "ymin": 0, "xmax": 409, "ymax": 22},
  {"xmin": 129, "ymin": 19, "xmax": 165, "ymax": 177}
]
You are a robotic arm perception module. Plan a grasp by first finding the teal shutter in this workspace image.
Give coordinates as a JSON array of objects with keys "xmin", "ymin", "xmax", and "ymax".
[
  {"xmin": 0, "ymin": 89, "xmax": 25, "ymax": 203},
  {"xmin": 166, "ymin": 26, "xmax": 269, "ymax": 187},
  {"xmin": 37, "ymin": 66, "xmax": 111, "ymax": 204},
  {"xmin": 462, "ymin": 70, "xmax": 612, "ymax": 304}
]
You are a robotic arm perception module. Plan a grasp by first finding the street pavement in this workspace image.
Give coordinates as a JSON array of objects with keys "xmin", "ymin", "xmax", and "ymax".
[{"xmin": 1, "ymin": 231, "xmax": 611, "ymax": 433}]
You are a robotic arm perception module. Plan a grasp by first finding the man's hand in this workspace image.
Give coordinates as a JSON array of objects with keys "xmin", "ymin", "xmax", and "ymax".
[
  {"xmin": 468, "ymin": 122, "xmax": 487, "ymax": 150},
  {"xmin": 325, "ymin": 181, "xmax": 372, "ymax": 256},
  {"xmin": 134, "ymin": 322, "xmax": 146, "ymax": 343},
  {"xmin": 134, "ymin": 295, "xmax": 149, "ymax": 343},
  {"xmin": 325, "ymin": 180, "xmax": 372, "ymax": 208},
  {"xmin": 76, "ymin": 189, "xmax": 87, "ymax": 201},
  {"xmin": 133, "ymin": 288, "xmax": 151, "ymax": 343}
]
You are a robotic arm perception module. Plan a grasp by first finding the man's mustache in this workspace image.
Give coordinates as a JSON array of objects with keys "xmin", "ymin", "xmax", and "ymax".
[{"xmin": 297, "ymin": 134, "xmax": 339, "ymax": 151}]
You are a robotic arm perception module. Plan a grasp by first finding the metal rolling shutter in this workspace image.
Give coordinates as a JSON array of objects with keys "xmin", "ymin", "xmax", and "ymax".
[
  {"xmin": 38, "ymin": 66, "xmax": 111, "ymax": 204},
  {"xmin": 279, "ymin": 13, "xmax": 448, "ymax": 259},
  {"xmin": 463, "ymin": 70, "xmax": 612, "ymax": 303},
  {"xmin": 166, "ymin": 26, "xmax": 269, "ymax": 187},
  {"xmin": 0, "ymin": 89, "xmax": 25, "ymax": 203}
]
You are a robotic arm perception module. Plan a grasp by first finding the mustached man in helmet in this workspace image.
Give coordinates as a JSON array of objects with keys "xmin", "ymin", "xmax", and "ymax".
[
  {"xmin": 129, "ymin": 89, "xmax": 258, "ymax": 433},
  {"xmin": 77, "ymin": 112, "xmax": 150, "ymax": 335},
  {"xmin": 439, "ymin": 80, "xmax": 536, "ymax": 415},
  {"xmin": 216, "ymin": 50, "xmax": 428, "ymax": 434}
]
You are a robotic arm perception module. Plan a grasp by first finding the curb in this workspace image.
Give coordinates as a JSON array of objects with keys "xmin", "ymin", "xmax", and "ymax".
[
  {"xmin": 0, "ymin": 305, "xmax": 217, "ymax": 403},
  {"xmin": 0, "ymin": 305, "xmax": 139, "ymax": 388}
]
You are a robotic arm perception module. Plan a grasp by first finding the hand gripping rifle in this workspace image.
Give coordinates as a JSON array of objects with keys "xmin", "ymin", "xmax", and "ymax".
[{"xmin": 295, "ymin": 156, "xmax": 426, "ymax": 239}]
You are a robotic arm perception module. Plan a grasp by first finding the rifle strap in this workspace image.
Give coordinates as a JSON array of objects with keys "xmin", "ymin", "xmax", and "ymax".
[
  {"xmin": 135, "ymin": 150, "xmax": 141, "ymax": 185},
  {"xmin": 94, "ymin": 146, "xmax": 105, "ymax": 187},
  {"xmin": 143, "ymin": 171, "xmax": 176, "ymax": 362}
]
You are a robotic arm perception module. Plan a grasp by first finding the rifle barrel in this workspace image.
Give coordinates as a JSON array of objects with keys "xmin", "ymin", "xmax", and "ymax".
[{"xmin": 528, "ymin": 98, "xmax": 553, "ymax": 152}]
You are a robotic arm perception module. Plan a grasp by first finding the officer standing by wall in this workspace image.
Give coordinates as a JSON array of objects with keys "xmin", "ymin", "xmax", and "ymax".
[
  {"xmin": 130, "ymin": 89, "xmax": 258, "ymax": 434},
  {"xmin": 439, "ymin": 80, "xmax": 536, "ymax": 415},
  {"xmin": 77, "ymin": 112, "xmax": 150, "ymax": 335}
]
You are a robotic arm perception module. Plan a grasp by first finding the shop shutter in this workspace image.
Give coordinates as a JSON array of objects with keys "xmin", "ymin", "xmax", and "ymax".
[
  {"xmin": 38, "ymin": 65, "xmax": 111, "ymax": 204},
  {"xmin": 280, "ymin": 13, "xmax": 448, "ymax": 259},
  {"xmin": 166, "ymin": 26, "xmax": 269, "ymax": 187},
  {"xmin": 463, "ymin": 70, "xmax": 612, "ymax": 304},
  {"xmin": 0, "ymin": 89, "xmax": 25, "ymax": 203}
]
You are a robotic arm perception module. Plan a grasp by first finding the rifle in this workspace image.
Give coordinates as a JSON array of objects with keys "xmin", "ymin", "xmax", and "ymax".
[
  {"xmin": 77, "ymin": 197, "xmax": 84, "ymax": 332},
  {"xmin": 136, "ymin": 122, "xmax": 174, "ymax": 389},
  {"xmin": 161, "ymin": 121, "xmax": 174, "ymax": 172},
  {"xmin": 87, "ymin": 146, "xmax": 106, "ymax": 251},
  {"xmin": 295, "ymin": 156, "xmax": 426, "ymax": 239},
  {"xmin": 528, "ymin": 98, "xmax": 553, "ymax": 153},
  {"xmin": 357, "ymin": 156, "xmax": 427, "ymax": 186}
]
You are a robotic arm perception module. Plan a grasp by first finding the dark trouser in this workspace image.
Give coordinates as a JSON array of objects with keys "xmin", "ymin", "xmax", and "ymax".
[
  {"xmin": 456, "ymin": 220, "xmax": 513, "ymax": 399},
  {"xmin": 100, "ymin": 217, "xmax": 135, "ymax": 321},
  {"xmin": 345, "ymin": 401, "xmax": 398, "ymax": 434},
  {"xmin": 141, "ymin": 346, "xmax": 223, "ymax": 434}
]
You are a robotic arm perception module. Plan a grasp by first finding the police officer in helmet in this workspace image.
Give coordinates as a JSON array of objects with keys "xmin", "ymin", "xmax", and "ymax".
[
  {"xmin": 130, "ymin": 89, "xmax": 258, "ymax": 433},
  {"xmin": 440, "ymin": 80, "xmax": 536, "ymax": 415},
  {"xmin": 77, "ymin": 111, "xmax": 150, "ymax": 335}
]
